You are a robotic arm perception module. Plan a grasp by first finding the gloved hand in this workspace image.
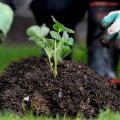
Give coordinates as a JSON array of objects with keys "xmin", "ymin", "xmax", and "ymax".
[
  {"xmin": 0, "ymin": 2, "xmax": 13, "ymax": 44},
  {"xmin": 100, "ymin": 10, "xmax": 120, "ymax": 49}
]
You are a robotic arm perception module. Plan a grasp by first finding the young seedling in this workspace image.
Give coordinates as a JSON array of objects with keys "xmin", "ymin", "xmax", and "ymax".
[{"xmin": 27, "ymin": 17, "xmax": 74, "ymax": 77}]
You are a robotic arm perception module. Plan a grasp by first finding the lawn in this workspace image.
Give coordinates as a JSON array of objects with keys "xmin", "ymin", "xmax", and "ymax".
[
  {"xmin": 0, "ymin": 43, "xmax": 40, "ymax": 72},
  {"xmin": 0, "ymin": 43, "xmax": 120, "ymax": 120},
  {"xmin": 0, "ymin": 109, "xmax": 120, "ymax": 120}
]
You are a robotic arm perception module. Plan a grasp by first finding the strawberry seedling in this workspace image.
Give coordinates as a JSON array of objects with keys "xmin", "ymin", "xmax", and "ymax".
[{"xmin": 27, "ymin": 17, "xmax": 74, "ymax": 77}]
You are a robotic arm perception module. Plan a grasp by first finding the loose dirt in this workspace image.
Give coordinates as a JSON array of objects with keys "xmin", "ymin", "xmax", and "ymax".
[{"xmin": 0, "ymin": 56, "xmax": 120, "ymax": 118}]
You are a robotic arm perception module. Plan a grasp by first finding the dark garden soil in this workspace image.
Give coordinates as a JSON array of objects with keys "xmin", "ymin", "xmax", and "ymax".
[{"xmin": 0, "ymin": 56, "xmax": 120, "ymax": 118}]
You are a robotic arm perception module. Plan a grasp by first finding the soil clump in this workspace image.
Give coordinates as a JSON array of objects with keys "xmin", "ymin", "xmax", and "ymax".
[{"xmin": 0, "ymin": 56, "xmax": 120, "ymax": 118}]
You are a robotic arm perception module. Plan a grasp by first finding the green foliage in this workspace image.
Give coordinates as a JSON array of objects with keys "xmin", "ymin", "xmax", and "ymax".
[
  {"xmin": 0, "ymin": 109, "xmax": 120, "ymax": 120},
  {"xmin": 0, "ymin": 43, "xmax": 40, "ymax": 72},
  {"xmin": 94, "ymin": 108, "xmax": 120, "ymax": 120},
  {"xmin": 27, "ymin": 17, "xmax": 74, "ymax": 77},
  {"xmin": 52, "ymin": 16, "xmax": 74, "ymax": 34}
]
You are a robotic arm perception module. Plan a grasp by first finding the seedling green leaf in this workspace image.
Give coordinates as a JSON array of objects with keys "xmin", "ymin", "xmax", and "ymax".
[
  {"xmin": 27, "ymin": 24, "xmax": 50, "ymax": 37},
  {"xmin": 50, "ymin": 31, "xmax": 61, "ymax": 40},
  {"xmin": 63, "ymin": 27, "xmax": 75, "ymax": 33},
  {"xmin": 27, "ymin": 17, "xmax": 74, "ymax": 77},
  {"xmin": 52, "ymin": 16, "xmax": 63, "ymax": 26},
  {"xmin": 62, "ymin": 32, "xmax": 74, "ymax": 46},
  {"xmin": 52, "ymin": 16, "xmax": 74, "ymax": 33},
  {"xmin": 62, "ymin": 45, "xmax": 71, "ymax": 58}
]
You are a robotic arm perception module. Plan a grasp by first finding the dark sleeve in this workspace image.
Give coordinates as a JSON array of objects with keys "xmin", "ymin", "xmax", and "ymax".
[
  {"xmin": 0, "ymin": 0, "xmax": 16, "ymax": 10},
  {"xmin": 30, "ymin": 0, "xmax": 87, "ymax": 28}
]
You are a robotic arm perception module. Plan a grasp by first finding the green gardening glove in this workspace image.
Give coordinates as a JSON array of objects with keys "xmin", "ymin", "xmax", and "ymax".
[
  {"xmin": 101, "ymin": 10, "xmax": 120, "ymax": 49},
  {"xmin": 0, "ymin": 2, "xmax": 13, "ymax": 44}
]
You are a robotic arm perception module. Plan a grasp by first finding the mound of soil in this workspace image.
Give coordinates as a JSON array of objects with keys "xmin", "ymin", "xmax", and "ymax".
[{"xmin": 0, "ymin": 56, "xmax": 120, "ymax": 118}]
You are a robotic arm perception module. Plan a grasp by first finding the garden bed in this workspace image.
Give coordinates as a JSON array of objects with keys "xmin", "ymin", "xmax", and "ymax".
[{"xmin": 0, "ymin": 56, "xmax": 120, "ymax": 118}]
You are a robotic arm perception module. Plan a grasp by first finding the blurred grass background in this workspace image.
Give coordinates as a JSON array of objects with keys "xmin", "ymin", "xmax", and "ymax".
[
  {"xmin": 0, "ymin": 43, "xmax": 40, "ymax": 72},
  {"xmin": 0, "ymin": 42, "xmax": 119, "ymax": 77}
]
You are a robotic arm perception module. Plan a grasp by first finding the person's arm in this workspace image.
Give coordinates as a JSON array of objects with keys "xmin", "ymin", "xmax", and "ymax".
[
  {"xmin": 100, "ymin": 10, "xmax": 120, "ymax": 49},
  {"xmin": 0, "ymin": 2, "xmax": 13, "ymax": 43}
]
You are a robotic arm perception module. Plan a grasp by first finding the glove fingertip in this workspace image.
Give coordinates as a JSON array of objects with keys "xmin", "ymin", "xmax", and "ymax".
[{"xmin": 100, "ymin": 18, "xmax": 110, "ymax": 28}]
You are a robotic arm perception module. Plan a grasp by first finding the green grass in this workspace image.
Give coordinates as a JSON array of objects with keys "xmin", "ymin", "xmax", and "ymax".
[
  {"xmin": 0, "ymin": 109, "xmax": 120, "ymax": 120},
  {"xmin": 0, "ymin": 43, "xmax": 40, "ymax": 72}
]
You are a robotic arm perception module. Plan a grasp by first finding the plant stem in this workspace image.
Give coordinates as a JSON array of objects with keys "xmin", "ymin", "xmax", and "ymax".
[
  {"xmin": 54, "ymin": 39, "xmax": 57, "ymax": 77},
  {"xmin": 44, "ymin": 48, "xmax": 54, "ymax": 74},
  {"xmin": 53, "ymin": 30, "xmax": 60, "ymax": 77},
  {"xmin": 48, "ymin": 56, "xmax": 53, "ymax": 73}
]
